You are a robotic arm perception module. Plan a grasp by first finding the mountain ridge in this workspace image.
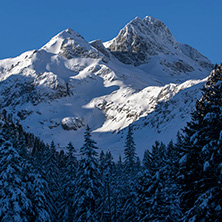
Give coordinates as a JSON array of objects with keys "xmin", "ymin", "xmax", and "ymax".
[{"xmin": 0, "ymin": 16, "xmax": 213, "ymax": 156}]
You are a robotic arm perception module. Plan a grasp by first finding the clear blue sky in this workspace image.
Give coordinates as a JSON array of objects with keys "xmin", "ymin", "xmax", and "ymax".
[{"xmin": 0, "ymin": 0, "xmax": 221, "ymax": 64}]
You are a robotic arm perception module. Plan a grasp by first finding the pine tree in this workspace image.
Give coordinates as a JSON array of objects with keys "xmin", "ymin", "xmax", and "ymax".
[
  {"xmin": 73, "ymin": 126, "xmax": 102, "ymax": 221},
  {"xmin": 112, "ymin": 156, "xmax": 126, "ymax": 221},
  {"xmin": 24, "ymin": 165, "xmax": 54, "ymax": 221},
  {"xmin": 0, "ymin": 112, "xmax": 63, "ymax": 221},
  {"xmin": 124, "ymin": 125, "xmax": 137, "ymax": 173},
  {"xmin": 58, "ymin": 142, "xmax": 77, "ymax": 221},
  {"xmin": 37, "ymin": 141, "xmax": 60, "ymax": 220},
  {"xmin": 0, "ymin": 140, "xmax": 32, "ymax": 222},
  {"xmin": 136, "ymin": 142, "xmax": 166, "ymax": 221},
  {"xmin": 100, "ymin": 151, "xmax": 114, "ymax": 222},
  {"xmin": 136, "ymin": 141, "xmax": 181, "ymax": 221},
  {"xmin": 136, "ymin": 168, "xmax": 152, "ymax": 221},
  {"xmin": 121, "ymin": 125, "xmax": 138, "ymax": 220},
  {"xmin": 162, "ymin": 141, "xmax": 182, "ymax": 221},
  {"xmin": 178, "ymin": 65, "xmax": 222, "ymax": 221},
  {"xmin": 0, "ymin": 116, "xmax": 54, "ymax": 221}
]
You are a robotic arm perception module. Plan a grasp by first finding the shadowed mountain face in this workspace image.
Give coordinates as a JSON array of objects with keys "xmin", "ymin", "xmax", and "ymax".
[{"xmin": 0, "ymin": 16, "xmax": 213, "ymax": 155}]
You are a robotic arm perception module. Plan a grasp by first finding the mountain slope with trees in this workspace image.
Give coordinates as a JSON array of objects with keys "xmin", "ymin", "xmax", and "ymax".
[{"xmin": 0, "ymin": 64, "xmax": 221, "ymax": 221}]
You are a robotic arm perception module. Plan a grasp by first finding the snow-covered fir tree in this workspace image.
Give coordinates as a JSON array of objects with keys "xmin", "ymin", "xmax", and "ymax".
[
  {"xmin": 99, "ymin": 151, "xmax": 115, "ymax": 222},
  {"xmin": 136, "ymin": 141, "xmax": 166, "ymax": 221},
  {"xmin": 38, "ymin": 141, "xmax": 61, "ymax": 220},
  {"xmin": 111, "ymin": 156, "xmax": 126, "ymax": 221},
  {"xmin": 120, "ymin": 125, "xmax": 139, "ymax": 221},
  {"xmin": 178, "ymin": 64, "xmax": 222, "ymax": 221},
  {"xmin": 23, "ymin": 164, "xmax": 54, "ymax": 222},
  {"xmin": 124, "ymin": 125, "xmax": 137, "ymax": 173},
  {"xmin": 73, "ymin": 125, "xmax": 102, "ymax": 221},
  {"xmin": 58, "ymin": 142, "xmax": 77, "ymax": 221},
  {"xmin": 136, "ymin": 141, "xmax": 181, "ymax": 221},
  {"xmin": 0, "ymin": 140, "xmax": 32, "ymax": 222},
  {"xmin": 0, "ymin": 114, "xmax": 54, "ymax": 222}
]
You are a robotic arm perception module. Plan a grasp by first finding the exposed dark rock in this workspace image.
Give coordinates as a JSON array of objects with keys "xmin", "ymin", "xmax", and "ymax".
[{"xmin": 61, "ymin": 117, "xmax": 85, "ymax": 131}]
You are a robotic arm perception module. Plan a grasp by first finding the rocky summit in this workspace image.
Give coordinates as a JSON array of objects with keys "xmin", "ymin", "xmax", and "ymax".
[{"xmin": 105, "ymin": 16, "xmax": 211, "ymax": 70}]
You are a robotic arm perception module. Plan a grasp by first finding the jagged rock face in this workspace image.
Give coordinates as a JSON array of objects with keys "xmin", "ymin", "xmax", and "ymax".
[
  {"xmin": 60, "ymin": 37, "xmax": 100, "ymax": 60},
  {"xmin": 89, "ymin": 39, "xmax": 110, "ymax": 63},
  {"xmin": 0, "ymin": 72, "xmax": 68, "ymax": 108},
  {"xmin": 106, "ymin": 16, "xmax": 176, "ymax": 65},
  {"xmin": 104, "ymin": 16, "xmax": 212, "ymax": 72}
]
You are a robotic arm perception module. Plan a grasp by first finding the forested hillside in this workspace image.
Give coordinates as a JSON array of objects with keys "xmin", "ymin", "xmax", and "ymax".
[{"xmin": 1, "ymin": 65, "xmax": 222, "ymax": 221}]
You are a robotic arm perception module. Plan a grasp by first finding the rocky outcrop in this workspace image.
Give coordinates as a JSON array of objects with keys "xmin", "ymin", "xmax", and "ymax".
[
  {"xmin": 60, "ymin": 38, "xmax": 101, "ymax": 60},
  {"xmin": 61, "ymin": 117, "xmax": 85, "ymax": 130},
  {"xmin": 90, "ymin": 39, "xmax": 110, "ymax": 62}
]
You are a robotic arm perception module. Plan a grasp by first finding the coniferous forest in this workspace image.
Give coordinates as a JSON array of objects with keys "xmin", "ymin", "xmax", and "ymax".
[{"xmin": 0, "ymin": 65, "xmax": 222, "ymax": 221}]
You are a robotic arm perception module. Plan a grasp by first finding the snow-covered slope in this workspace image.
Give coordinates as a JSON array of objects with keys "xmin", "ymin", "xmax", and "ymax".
[{"xmin": 0, "ymin": 16, "xmax": 213, "ymax": 157}]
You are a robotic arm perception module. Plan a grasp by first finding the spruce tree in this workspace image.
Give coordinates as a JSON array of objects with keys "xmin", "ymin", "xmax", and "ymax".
[
  {"xmin": 112, "ymin": 156, "xmax": 126, "ymax": 221},
  {"xmin": 0, "ymin": 115, "xmax": 54, "ymax": 221},
  {"xmin": 162, "ymin": 141, "xmax": 182, "ymax": 221},
  {"xmin": 24, "ymin": 165, "xmax": 54, "ymax": 221},
  {"xmin": 100, "ymin": 151, "xmax": 114, "ymax": 222},
  {"xmin": 121, "ymin": 125, "xmax": 138, "ymax": 220},
  {"xmin": 58, "ymin": 142, "xmax": 77, "ymax": 221},
  {"xmin": 136, "ymin": 142, "xmax": 167, "ymax": 221},
  {"xmin": 124, "ymin": 125, "xmax": 137, "ymax": 173},
  {"xmin": 178, "ymin": 65, "xmax": 222, "ymax": 221},
  {"xmin": 136, "ymin": 141, "xmax": 182, "ymax": 221},
  {"xmin": 0, "ymin": 140, "xmax": 32, "ymax": 222},
  {"xmin": 73, "ymin": 125, "xmax": 102, "ymax": 221},
  {"xmin": 36, "ymin": 141, "xmax": 60, "ymax": 220}
]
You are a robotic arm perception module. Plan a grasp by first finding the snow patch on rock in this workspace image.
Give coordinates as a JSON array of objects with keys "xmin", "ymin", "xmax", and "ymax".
[{"xmin": 61, "ymin": 117, "xmax": 85, "ymax": 131}]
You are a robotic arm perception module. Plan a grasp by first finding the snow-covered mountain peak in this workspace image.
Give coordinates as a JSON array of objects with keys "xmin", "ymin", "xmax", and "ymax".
[
  {"xmin": 56, "ymin": 28, "xmax": 84, "ymax": 40},
  {"xmin": 104, "ymin": 15, "xmax": 177, "ymax": 65},
  {"xmin": 41, "ymin": 28, "xmax": 103, "ymax": 61},
  {"xmin": 41, "ymin": 28, "xmax": 84, "ymax": 54},
  {"xmin": 124, "ymin": 15, "xmax": 146, "ymax": 26},
  {"xmin": 104, "ymin": 16, "xmax": 212, "ymax": 75},
  {"xmin": 126, "ymin": 15, "xmax": 174, "ymax": 43}
]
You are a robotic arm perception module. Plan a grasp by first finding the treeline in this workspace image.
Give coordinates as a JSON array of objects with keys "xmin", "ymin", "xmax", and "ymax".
[{"xmin": 0, "ymin": 64, "xmax": 222, "ymax": 221}]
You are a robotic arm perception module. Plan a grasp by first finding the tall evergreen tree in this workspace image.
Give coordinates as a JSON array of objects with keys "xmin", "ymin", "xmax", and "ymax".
[
  {"xmin": 121, "ymin": 125, "xmax": 138, "ymax": 220},
  {"xmin": 73, "ymin": 126, "xmax": 102, "ymax": 221},
  {"xmin": 137, "ymin": 141, "xmax": 181, "ymax": 221},
  {"xmin": 162, "ymin": 141, "xmax": 182, "ymax": 221},
  {"xmin": 100, "ymin": 151, "xmax": 115, "ymax": 222},
  {"xmin": 0, "ymin": 140, "xmax": 32, "ymax": 222},
  {"xmin": 136, "ymin": 141, "xmax": 167, "ymax": 221},
  {"xmin": 124, "ymin": 125, "xmax": 137, "ymax": 173},
  {"xmin": 111, "ymin": 156, "xmax": 127, "ymax": 221},
  {"xmin": 23, "ymin": 165, "xmax": 54, "ymax": 222},
  {"xmin": 0, "ymin": 115, "xmax": 54, "ymax": 221},
  {"xmin": 59, "ymin": 142, "xmax": 77, "ymax": 221},
  {"xmin": 178, "ymin": 64, "xmax": 222, "ymax": 221}
]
